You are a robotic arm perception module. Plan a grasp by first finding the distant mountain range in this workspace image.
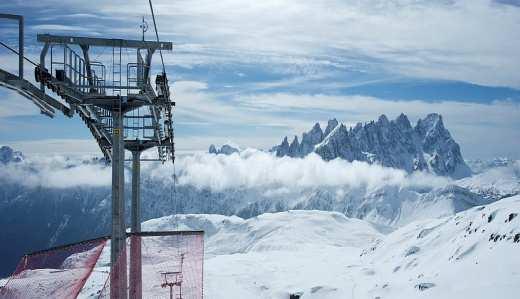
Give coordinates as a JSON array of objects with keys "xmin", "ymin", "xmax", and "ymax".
[
  {"xmin": 0, "ymin": 113, "xmax": 518, "ymax": 277},
  {"xmin": 272, "ymin": 113, "xmax": 471, "ymax": 179}
]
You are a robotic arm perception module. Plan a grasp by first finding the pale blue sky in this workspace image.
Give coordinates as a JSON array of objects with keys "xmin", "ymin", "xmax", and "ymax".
[{"xmin": 0, "ymin": 0, "xmax": 519, "ymax": 159}]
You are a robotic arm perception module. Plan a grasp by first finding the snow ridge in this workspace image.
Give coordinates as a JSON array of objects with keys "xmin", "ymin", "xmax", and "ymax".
[{"xmin": 103, "ymin": 195, "xmax": 519, "ymax": 299}]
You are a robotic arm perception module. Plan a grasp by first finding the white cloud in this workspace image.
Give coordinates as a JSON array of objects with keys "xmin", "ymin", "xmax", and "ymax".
[
  {"xmin": 0, "ymin": 148, "xmax": 451, "ymax": 191},
  {"xmin": 30, "ymin": 24, "xmax": 92, "ymax": 32},
  {"xmin": 133, "ymin": 0, "xmax": 520, "ymax": 87},
  {"xmin": 7, "ymin": 0, "xmax": 520, "ymax": 87},
  {"xmin": 173, "ymin": 80, "xmax": 309, "ymax": 128},
  {"xmin": 4, "ymin": 139, "xmax": 101, "ymax": 156},
  {"xmin": 0, "ymin": 155, "xmax": 111, "ymax": 188},
  {"xmin": 149, "ymin": 149, "xmax": 451, "ymax": 192}
]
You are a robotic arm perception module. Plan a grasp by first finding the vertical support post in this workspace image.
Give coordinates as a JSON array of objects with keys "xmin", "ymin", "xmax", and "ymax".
[
  {"xmin": 18, "ymin": 16, "xmax": 23, "ymax": 80},
  {"xmin": 129, "ymin": 150, "xmax": 142, "ymax": 299},
  {"xmin": 131, "ymin": 151, "xmax": 141, "ymax": 233},
  {"xmin": 68, "ymin": 48, "xmax": 72, "ymax": 80},
  {"xmin": 39, "ymin": 43, "xmax": 49, "ymax": 92},
  {"xmin": 111, "ymin": 107, "xmax": 127, "ymax": 299},
  {"xmin": 143, "ymin": 48, "xmax": 155, "ymax": 85},
  {"xmin": 80, "ymin": 45, "xmax": 94, "ymax": 92},
  {"xmin": 0, "ymin": 15, "xmax": 24, "ymax": 78}
]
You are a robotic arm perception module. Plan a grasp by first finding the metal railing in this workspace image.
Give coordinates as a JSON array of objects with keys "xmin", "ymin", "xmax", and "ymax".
[{"xmin": 49, "ymin": 45, "xmax": 106, "ymax": 94}]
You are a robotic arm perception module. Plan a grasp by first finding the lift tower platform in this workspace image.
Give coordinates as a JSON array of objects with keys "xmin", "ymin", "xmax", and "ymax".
[
  {"xmin": 0, "ymin": 14, "xmax": 175, "ymax": 298},
  {"xmin": 36, "ymin": 34, "xmax": 174, "ymax": 299}
]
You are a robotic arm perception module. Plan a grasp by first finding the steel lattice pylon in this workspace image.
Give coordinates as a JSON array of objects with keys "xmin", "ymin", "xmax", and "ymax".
[{"xmin": 0, "ymin": 14, "xmax": 176, "ymax": 299}]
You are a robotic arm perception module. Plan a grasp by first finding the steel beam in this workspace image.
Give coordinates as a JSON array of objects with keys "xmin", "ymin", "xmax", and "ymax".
[
  {"xmin": 143, "ymin": 49, "xmax": 154, "ymax": 85},
  {"xmin": 0, "ymin": 14, "xmax": 23, "ymax": 79},
  {"xmin": 110, "ymin": 108, "xmax": 127, "ymax": 299},
  {"xmin": 39, "ymin": 43, "xmax": 49, "ymax": 92},
  {"xmin": 80, "ymin": 45, "xmax": 94, "ymax": 89},
  {"xmin": 37, "ymin": 34, "xmax": 172, "ymax": 50},
  {"xmin": 19, "ymin": 16, "xmax": 23, "ymax": 80},
  {"xmin": 0, "ymin": 69, "xmax": 73, "ymax": 117}
]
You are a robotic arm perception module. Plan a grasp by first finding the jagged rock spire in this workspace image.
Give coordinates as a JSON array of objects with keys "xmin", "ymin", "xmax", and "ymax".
[
  {"xmin": 324, "ymin": 118, "xmax": 339, "ymax": 137},
  {"xmin": 272, "ymin": 114, "xmax": 470, "ymax": 178},
  {"xmin": 288, "ymin": 136, "xmax": 301, "ymax": 157}
]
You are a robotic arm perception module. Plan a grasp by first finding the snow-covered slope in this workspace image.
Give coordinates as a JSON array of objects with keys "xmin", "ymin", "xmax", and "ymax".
[
  {"xmin": 361, "ymin": 194, "xmax": 520, "ymax": 298},
  {"xmin": 466, "ymin": 157, "xmax": 516, "ymax": 174},
  {"xmin": 143, "ymin": 211, "xmax": 382, "ymax": 255},
  {"xmin": 457, "ymin": 160, "xmax": 520, "ymax": 200},
  {"xmin": 78, "ymin": 195, "xmax": 520, "ymax": 298},
  {"xmin": 9, "ymin": 194, "xmax": 518, "ymax": 298}
]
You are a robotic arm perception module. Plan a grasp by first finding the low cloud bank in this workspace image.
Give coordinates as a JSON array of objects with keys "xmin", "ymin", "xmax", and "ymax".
[
  {"xmin": 0, "ymin": 155, "xmax": 111, "ymax": 188},
  {"xmin": 1, "ymin": 149, "xmax": 452, "ymax": 191},
  {"xmin": 171, "ymin": 149, "xmax": 451, "ymax": 191}
]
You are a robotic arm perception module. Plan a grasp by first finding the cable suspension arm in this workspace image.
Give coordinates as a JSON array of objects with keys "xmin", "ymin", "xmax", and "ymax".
[
  {"xmin": 0, "ymin": 41, "xmax": 38, "ymax": 66},
  {"xmin": 148, "ymin": 0, "xmax": 166, "ymax": 74}
]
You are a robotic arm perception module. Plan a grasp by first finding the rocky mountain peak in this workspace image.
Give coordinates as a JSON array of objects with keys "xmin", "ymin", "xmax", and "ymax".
[
  {"xmin": 288, "ymin": 136, "xmax": 301, "ymax": 157},
  {"xmin": 395, "ymin": 113, "xmax": 412, "ymax": 129},
  {"xmin": 275, "ymin": 137, "xmax": 290, "ymax": 157},
  {"xmin": 377, "ymin": 114, "xmax": 390, "ymax": 125},
  {"xmin": 273, "ymin": 114, "xmax": 471, "ymax": 178},
  {"xmin": 324, "ymin": 118, "xmax": 339, "ymax": 136},
  {"xmin": 416, "ymin": 113, "xmax": 444, "ymax": 138},
  {"xmin": 300, "ymin": 123, "xmax": 324, "ymax": 155},
  {"xmin": 208, "ymin": 144, "xmax": 240, "ymax": 155},
  {"xmin": 0, "ymin": 146, "xmax": 23, "ymax": 164},
  {"xmin": 209, "ymin": 144, "xmax": 218, "ymax": 154}
]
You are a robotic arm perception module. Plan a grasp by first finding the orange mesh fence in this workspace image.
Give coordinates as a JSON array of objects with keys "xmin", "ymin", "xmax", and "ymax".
[
  {"xmin": 0, "ymin": 237, "xmax": 107, "ymax": 299},
  {"xmin": 98, "ymin": 231, "xmax": 204, "ymax": 299}
]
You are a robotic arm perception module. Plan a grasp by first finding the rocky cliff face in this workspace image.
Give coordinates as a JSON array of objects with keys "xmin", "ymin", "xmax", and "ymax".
[
  {"xmin": 0, "ymin": 146, "xmax": 23, "ymax": 164},
  {"xmin": 209, "ymin": 144, "xmax": 240, "ymax": 155},
  {"xmin": 273, "ymin": 113, "xmax": 471, "ymax": 178}
]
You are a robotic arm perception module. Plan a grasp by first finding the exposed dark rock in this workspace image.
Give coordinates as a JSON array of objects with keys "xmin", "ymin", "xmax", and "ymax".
[{"xmin": 273, "ymin": 114, "xmax": 471, "ymax": 178}]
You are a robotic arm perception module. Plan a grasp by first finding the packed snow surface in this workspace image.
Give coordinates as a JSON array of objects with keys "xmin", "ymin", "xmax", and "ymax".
[{"xmin": 77, "ymin": 196, "xmax": 520, "ymax": 298}]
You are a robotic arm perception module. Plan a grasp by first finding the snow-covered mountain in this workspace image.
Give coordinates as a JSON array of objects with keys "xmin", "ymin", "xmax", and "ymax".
[
  {"xmin": 0, "ymin": 146, "xmax": 518, "ymax": 279},
  {"xmin": 466, "ymin": 157, "xmax": 517, "ymax": 174},
  {"xmin": 273, "ymin": 113, "xmax": 471, "ymax": 179},
  {"xmin": 457, "ymin": 160, "xmax": 520, "ymax": 201},
  {"xmin": 360, "ymin": 194, "xmax": 520, "ymax": 299},
  {"xmin": 73, "ymin": 194, "xmax": 520, "ymax": 298}
]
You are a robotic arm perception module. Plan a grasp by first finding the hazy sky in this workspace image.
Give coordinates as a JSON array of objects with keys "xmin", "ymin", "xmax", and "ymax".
[{"xmin": 0, "ymin": 0, "xmax": 519, "ymax": 159}]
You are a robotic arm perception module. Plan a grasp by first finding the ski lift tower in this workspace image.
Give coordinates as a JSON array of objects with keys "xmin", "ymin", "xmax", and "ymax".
[{"xmin": 0, "ymin": 14, "xmax": 175, "ymax": 299}]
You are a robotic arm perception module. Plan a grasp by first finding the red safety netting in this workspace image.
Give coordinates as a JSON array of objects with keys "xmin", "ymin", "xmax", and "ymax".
[
  {"xmin": 0, "ymin": 238, "xmax": 107, "ymax": 299},
  {"xmin": 98, "ymin": 231, "xmax": 204, "ymax": 299}
]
